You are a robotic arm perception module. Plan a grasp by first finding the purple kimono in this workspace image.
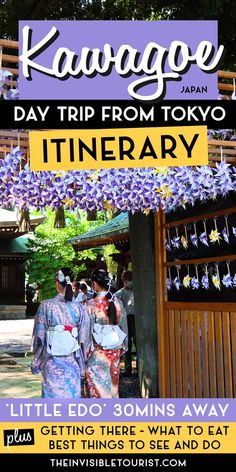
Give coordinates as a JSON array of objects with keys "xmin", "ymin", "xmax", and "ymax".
[{"xmin": 31, "ymin": 294, "xmax": 90, "ymax": 398}]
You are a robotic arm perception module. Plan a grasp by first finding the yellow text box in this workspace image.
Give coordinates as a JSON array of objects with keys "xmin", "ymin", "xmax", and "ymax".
[
  {"xmin": 0, "ymin": 422, "xmax": 235, "ymax": 454},
  {"xmin": 29, "ymin": 126, "xmax": 208, "ymax": 171}
]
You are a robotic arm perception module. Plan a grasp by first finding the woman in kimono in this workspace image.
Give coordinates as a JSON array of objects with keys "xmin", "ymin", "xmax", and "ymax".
[
  {"xmin": 85, "ymin": 269, "xmax": 128, "ymax": 398},
  {"xmin": 31, "ymin": 267, "xmax": 90, "ymax": 398}
]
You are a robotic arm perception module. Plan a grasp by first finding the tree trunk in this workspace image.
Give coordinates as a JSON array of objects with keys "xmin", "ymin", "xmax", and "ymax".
[
  {"xmin": 54, "ymin": 206, "xmax": 65, "ymax": 228},
  {"xmin": 18, "ymin": 208, "xmax": 31, "ymax": 232},
  {"xmin": 87, "ymin": 210, "xmax": 97, "ymax": 221},
  {"xmin": 129, "ymin": 212, "xmax": 158, "ymax": 398}
]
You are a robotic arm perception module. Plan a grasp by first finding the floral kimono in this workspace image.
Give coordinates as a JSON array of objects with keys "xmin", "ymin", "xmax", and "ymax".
[
  {"xmin": 31, "ymin": 294, "xmax": 90, "ymax": 398},
  {"xmin": 85, "ymin": 292, "xmax": 128, "ymax": 398}
]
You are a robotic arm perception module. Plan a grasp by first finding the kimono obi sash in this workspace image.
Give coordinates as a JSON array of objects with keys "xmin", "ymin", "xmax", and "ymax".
[
  {"xmin": 93, "ymin": 323, "xmax": 126, "ymax": 350},
  {"xmin": 46, "ymin": 324, "xmax": 79, "ymax": 356}
]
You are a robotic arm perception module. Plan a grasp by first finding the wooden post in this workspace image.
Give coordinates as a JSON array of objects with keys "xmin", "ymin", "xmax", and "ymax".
[
  {"xmin": 155, "ymin": 210, "xmax": 167, "ymax": 397},
  {"xmin": 129, "ymin": 212, "xmax": 158, "ymax": 397}
]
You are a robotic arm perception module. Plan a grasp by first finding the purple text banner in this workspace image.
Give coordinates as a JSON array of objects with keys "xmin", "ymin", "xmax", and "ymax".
[
  {"xmin": 0, "ymin": 399, "xmax": 235, "ymax": 422},
  {"xmin": 18, "ymin": 20, "xmax": 223, "ymax": 101}
]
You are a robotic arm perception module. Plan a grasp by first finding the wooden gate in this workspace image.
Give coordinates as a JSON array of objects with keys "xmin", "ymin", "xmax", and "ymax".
[{"xmin": 155, "ymin": 206, "xmax": 236, "ymax": 398}]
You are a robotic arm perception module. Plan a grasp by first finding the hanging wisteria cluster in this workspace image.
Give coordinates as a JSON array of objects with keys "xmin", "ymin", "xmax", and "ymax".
[
  {"xmin": 207, "ymin": 129, "xmax": 236, "ymax": 141},
  {"xmin": 0, "ymin": 68, "xmax": 236, "ymax": 213},
  {"xmin": 0, "ymin": 70, "xmax": 19, "ymax": 100},
  {"xmin": 1, "ymin": 147, "xmax": 236, "ymax": 213},
  {"xmin": 166, "ymin": 261, "xmax": 236, "ymax": 292}
]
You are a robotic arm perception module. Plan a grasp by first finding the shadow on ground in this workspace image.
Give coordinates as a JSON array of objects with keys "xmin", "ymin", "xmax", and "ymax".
[
  {"xmin": 0, "ymin": 354, "xmax": 141, "ymax": 398},
  {"xmin": 0, "ymin": 354, "xmax": 41, "ymax": 398},
  {"xmin": 119, "ymin": 373, "xmax": 140, "ymax": 398}
]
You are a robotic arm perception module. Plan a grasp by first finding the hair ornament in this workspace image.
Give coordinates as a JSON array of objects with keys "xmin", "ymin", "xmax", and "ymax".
[
  {"xmin": 65, "ymin": 275, "xmax": 72, "ymax": 285},
  {"xmin": 57, "ymin": 269, "xmax": 65, "ymax": 283}
]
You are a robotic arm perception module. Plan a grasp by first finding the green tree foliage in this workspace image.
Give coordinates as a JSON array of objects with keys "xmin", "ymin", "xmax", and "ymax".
[
  {"xmin": 102, "ymin": 243, "xmax": 119, "ymax": 275},
  {"xmin": 26, "ymin": 209, "xmax": 104, "ymax": 300},
  {"xmin": 0, "ymin": 0, "xmax": 86, "ymax": 37},
  {"xmin": 0, "ymin": 1, "xmax": 235, "ymax": 67}
]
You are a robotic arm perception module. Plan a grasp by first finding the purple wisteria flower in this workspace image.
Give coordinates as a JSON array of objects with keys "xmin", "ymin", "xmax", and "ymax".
[
  {"xmin": 208, "ymin": 129, "xmax": 234, "ymax": 140},
  {"xmin": 191, "ymin": 277, "xmax": 200, "ymax": 289},
  {"xmin": 199, "ymin": 232, "xmax": 209, "ymax": 246},
  {"xmin": 222, "ymin": 228, "xmax": 229, "ymax": 244},
  {"xmin": 173, "ymin": 277, "xmax": 181, "ymax": 290},
  {"xmin": 0, "ymin": 126, "xmax": 234, "ymax": 213},
  {"xmin": 0, "ymin": 69, "xmax": 19, "ymax": 100},
  {"xmin": 222, "ymin": 273, "xmax": 233, "ymax": 288},
  {"xmin": 207, "ymin": 130, "xmax": 215, "ymax": 140},
  {"xmin": 171, "ymin": 236, "xmax": 181, "ymax": 249},
  {"xmin": 164, "ymin": 239, "xmax": 171, "ymax": 252},
  {"xmin": 166, "ymin": 278, "xmax": 172, "ymax": 291},
  {"xmin": 190, "ymin": 234, "xmax": 198, "ymax": 247},
  {"xmin": 232, "ymin": 227, "xmax": 236, "ymax": 236},
  {"xmin": 214, "ymin": 162, "xmax": 234, "ymax": 196},
  {"xmin": 233, "ymin": 274, "xmax": 236, "ymax": 287},
  {"xmin": 201, "ymin": 274, "xmax": 209, "ymax": 289}
]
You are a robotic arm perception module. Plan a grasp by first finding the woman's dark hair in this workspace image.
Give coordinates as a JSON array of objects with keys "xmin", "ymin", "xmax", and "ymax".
[
  {"xmin": 79, "ymin": 282, "xmax": 88, "ymax": 292},
  {"xmin": 56, "ymin": 267, "xmax": 74, "ymax": 302},
  {"xmin": 91, "ymin": 269, "xmax": 118, "ymax": 324}
]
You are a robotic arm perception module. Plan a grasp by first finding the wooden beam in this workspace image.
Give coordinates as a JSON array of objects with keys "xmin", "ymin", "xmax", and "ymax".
[
  {"xmin": 0, "ymin": 138, "xmax": 29, "ymax": 146},
  {"xmin": 0, "ymin": 130, "xmax": 29, "ymax": 139},
  {"xmin": 164, "ymin": 301, "xmax": 236, "ymax": 311},
  {"xmin": 163, "ymin": 206, "xmax": 236, "ymax": 228},
  {"xmin": 0, "ymin": 39, "xmax": 18, "ymax": 49},
  {"xmin": 73, "ymin": 232, "xmax": 130, "ymax": 250},
  {"xmin": 208, "ymin": 156, "xmax": 236, "ymax": 164},
  {"xmin": 208, "ymin": 149, "xmax": 236, "ymax": 156},
  {"xmin": 218, "ymin": 83, "xmax": 234, "ymax": 92},
  {"xmin": 2, "ymin": 53, "xmax": 18, "ymax": 63},
  {"xmin": 208, "ymin": 140, "xmax": 236, "ymax": 147},
  {"xmin": 164, "ymin": 254, "xmax": 236, "ymax": 267},
  {"xmin": 218, "ymin": 70, "xmax": 236, "ymax": 79}
]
